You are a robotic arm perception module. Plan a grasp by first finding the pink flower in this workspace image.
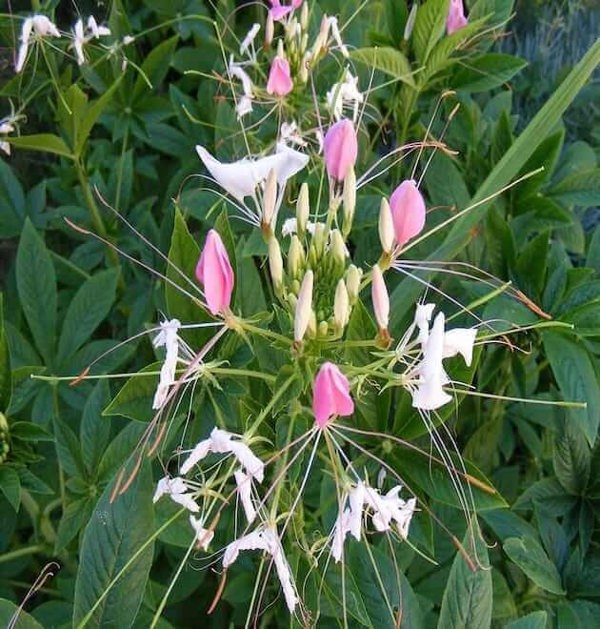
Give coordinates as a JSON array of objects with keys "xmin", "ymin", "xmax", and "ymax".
[
  {"xmin": 446, "ymin": 0, "xmax": 468, "ymax": 35},
  {"xmin": 323, "ymin": 119, "xmax": 358, "ymax": 183},
  {"xmin": 389, "ymin": 179, "xmax": 426, "ymax": 248},
  {"xmin": 267, "ymin": 56, "xmax": 293, "ymax": 97},
  {"xmin": 196, "ymin": 229, "xmax": 234, "ymax": 315},
  {"xmin": 312, "ymin": 362, "xmax": 354, "ymax": 428},
  {"xmin": 269, "ymin": 0, "xmax": 303, "ymax": 22}
]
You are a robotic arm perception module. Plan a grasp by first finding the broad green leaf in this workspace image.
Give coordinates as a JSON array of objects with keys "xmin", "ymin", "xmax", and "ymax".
[
  {"xmin": 514, "ymin": 230, "xmax": 549, "ymax": 299},
  {"xmin": 0, "ymin": 294, "xmax": 11, "ymax": 411},
  {"xmin": 504, "ymin": 536, "xmax": 564, "ymax": 595},
  {"xmin": 0, "ymin": 599, "xmax": 43, "ymax": 629},
  {"xmin": 438, "ymin": 522, "xmax": 492, "ymax": 629},
  {"xmin": 390, "ymin": 39, "xmax": 600, "ymax": 328},
  {"xmin": 56, "ymin": 269, "xmax": 119, "ymax": 365},
  {"xmin": 133, "ymin": 36, "xmax": 179, "ymax": 100},
  {"xmin": 586, "ymin": 225, "xmax": 600, "ymax": 274},
  {"xmin": 0, "ymin": 160, "xmax": 26, "ymax": 238},
  {"xmin": 16, "ymin": 219, "xmax": 57, "ymax": 365},
  {"xmin": 103, "ymin": 362, "xmax": 161, "ymax": 422},
  {"xmin": 351, "ymin": 47, "xmax": 415, "ymax": 87},
  {"xmin": 543, "ymin": 332, "xmax": 600, "ymax": 445},
  {"xmin": 57, "ymin": 85, "xmax": 88, "ymax": 151},
  {"xmin": 9, "ymin": 422, "xmax": 53, "ymax": 442},
  {"xmin": 452, "ymin": 53, "xmax": 527, "ymax": 92},
  {"xmin": 385, "ymin": 0, "xmax": 408, "ymax": 47},
  {"xmin": 553, "ymin": 421, "xmax": 590, "ymax": 495},
  {"xmin": 8, "ymin": 134, "xmax": 73, "ymax": 158},
  {"xmin": 413, "ymin": 0, "xmax": 449, "ymax": 65},
  {"xmin": 166, "ymin": 208, "xmax": 209, "ymax": 348},
  {"xmin": 55, "ymin": 496, "xmax": 94, "ymax": 552},
  {"xmin": 54, "ymin": 416, "xmax": 87, "ymax": 478},
  {"xmin": 0, "ymin": 466, "xmax": 21, "ymax": 511},
  {"xmin": 549, "ymin": 169, "xmax": 600, "ymax": 207},
  {"xmin": 81, "ymin": 380, "xmax": 111, "ymax": 475},
  {"xmin": 73, "ymin": 462, "xmax": 154, "ymax": 628},
  {"xmin": 514, "ymin": 130, "xmax": 564, "ymax": 202},
  {"xmin": 506, "ymin": 611, "xmax": 548, "ymax": 629}
]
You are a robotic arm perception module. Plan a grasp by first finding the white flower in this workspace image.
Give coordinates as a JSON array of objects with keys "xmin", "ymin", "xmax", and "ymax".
[
  {"xmin": 123, "ymin": 35, "xmax": 135, "ymax": 45},
  {"xmin": 152, "ymin": 318, "xmax": 182, "ymax": 410},
  {"xmin": 228, "ymin": 58, "xmax": 254, "ymax": 97},
  {"xmin": 411, "ymin": 311, "xmax": 453, "ymax": 410},
  {"xmin": 15, "ymin": 15, "xmax": 61, "ymax": 73},
  {"xmin": 0, "ymin": 142, "xmax": 10, "ymax": 156},
  {"xmin": 280, "ymin": 121, "xmax": 307, "ymax": 148},
  {"xmin": 443, "ymin": 327, "xmax": 477, "ymax": 366},
  {"xmin": 281, "ymin": 218, "xmax": 317, "ymax": 238},
  {"xmin": 180, "ymin": 427, "xmax": 264, "ymax": 481},
  {"xmin": 153, "ymin": 476, "xmax": 199, "ymax": 513},
  {"xmin": 326, "ymin": 70, "xmax": 363, "ymax": 121},
  {"xmin": 223, "ymin": 527, "xmax": 298, "ymax": 612},
  {"xmin": 234, "ymin": 469, "xmax": 258, "ymax": 524},
  {"xmin": 236, "ymin": 95, "xmax": 253, "ymax": 119},
  {"xmin": 0, "ymin": 123, "xmax": 15, "ymax": 135},
  {"xmin": 240, "ymin": 23, "xmax": 261, "ymax": 57},
  {"xmin": 73, "ymin": 19, "xmax": 86, "ymax": 65},
  {"xmin": 189, "ymin": 516, "xmax": 214, "ymax": 550},
  {"xmin": 87, "ymin": 16, "xmax": 110, "ymax": 38},
  {"xmin": 328, "ymin": 17, "xmax": 349, "ymax": 58}
]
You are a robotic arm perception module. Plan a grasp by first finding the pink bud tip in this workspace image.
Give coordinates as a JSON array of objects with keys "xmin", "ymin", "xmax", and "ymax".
[
  {"xmin": 312, "ymin": 362, "xmax": 354, "ymax": 428},
  {"xmin": 269, "ymin": 0, "xmax": 303, "ymax": 21},
  {"xmin": 323, "ymin": 119, "xmax": 358, "ymax": 183},
  {"xmin": 267, "ymin": 57, "xmax": 293, "ymax": 96},
  {"xmin": 196, "ymin": 229, "xmax": 234, "ymax": 316},
  {"xmin": 389, "ymin": 179, "xmax": 426, "ymax": 248},
  {"xmin": 446, "ymin": 0, "xmax": 468, "ymax": 34}
]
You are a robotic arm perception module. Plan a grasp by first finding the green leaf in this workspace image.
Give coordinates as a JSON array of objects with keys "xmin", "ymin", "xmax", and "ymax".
[
  {"xmin": 56, "ymin": 269, "xmax": 119, "ymax": 364},
  {"xmin": 0, "ymin": 294, "xmax": 11, "ymax": 411},
  {"xmin": 549, "ymin": 169, "xmax": 600, "ymax": 207},
  {"xmin": 504, "ymin": 536, "xmax": 564, "ymax": 595},
  {"xmin": 103, "ymin": 362, "xmax": 161, "ymax": 422},
  {"xmin": 586, "ymin": 225, "xmax": 600, "ymax": 275},
  {"xmin": 514, "ymin": 231, "xmax": 549, "ymax": 299},
  {"xmin": 56, "ymin": 496, "xmax": 94, "ymax": 552},
  {"xmin": 553, "ymin": 420, "xmax": 590, "ymax": 495},
  {"xmin": 0, "ymin": 466, "xmax": 21, "ymax": 511},
  {"xmin": 543, "ymin": 332, "xmax": 600, "ymax": 445},
  {"xmin": 390, "ymin": 38, "xmax": 600, "ymax": 329},
  {"xmin": 9, "ymin": 422, "xmax": 53, "ymax": 442},
  {"xmin": 413, "ymin": 0, "xmax": 449, "ymax": 65},
  {"xmin": 16, "ymin": 219, "xmax": 57, "ymax": 364},
  {"xmin": 54, "ymin": 416, "xmax": 87, "ymax": 478},
  {"xmin": 452, "ymin": 53, "xmax": 527, "ymax": 92},
  {"xmin": 438, "ymin": 521, "xmax": 492, "ymax": 629},
  {"xmin": 81, "ymin": 381, "xmax": 111, "ymax": 475},
  {"xmin": 73, "ymin": 462, "xmax": 154, "ymax": 628},
  {"xmin": 0, "ymin": 160, "xmax": 26, "ymax": 238},
  {"xmin": 8, "ymin": 134, "xmax": 73, "ymax": 158},
  {"xmin": 506, "ymin": 611, "xmax": 548, "ymax": 629},
  {"xmin": 133, "ymin": 36, "xmax": 179, "ymax": 100},
  {"xmin": 0, "ymin": 599, "xmax": 43, "ymax": 629},
  {"xmin": 351, "ymin": 47, "xmax": 415, "ymax": 87}
]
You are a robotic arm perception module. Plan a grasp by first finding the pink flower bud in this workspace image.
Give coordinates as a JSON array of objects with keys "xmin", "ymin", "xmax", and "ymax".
[
  {"xmin": 446, "ymin": 0, "xmax": 468, "ymax": 35},
  {"xmin": 312, "ymin": 362, "xmax": 354, "ymax": 428},
  {"xmin": 371, "ymin": 265, "xmax": 389, "ymax": 331},
  {"xmin": 196, "ymin": 229, "xmax": 234, "ymax": 315},
  {"xmin": 323, "ymin": 119, "xmax": 358, "ymax": 183},
  {"xmin": 267, "ymin": 57, "xmax": 293, "ymax": 97},
  {"xmin": 389, "ymin": 179, "xmax": 426, "ymax": 248},
  {"xmin": 269, "ymin": 0, "xmax": 303, "ymax": 22}
]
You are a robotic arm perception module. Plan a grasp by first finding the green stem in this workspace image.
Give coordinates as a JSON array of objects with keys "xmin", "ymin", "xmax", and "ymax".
[
  {"xmin": 0, "ymin": 545, "xmax": 44, "ymax": 565},
  {"xmin": 76, "ymin": 160, "xmax": 107, "ymax": 238},
  {"xmin": 239, "ymin": 320, "xmax": 293, "ymax": 347},
  {"xmin": 114, "ymin": 128, "xmax": 129, "ymax": 212},
  {"xmin": 247, "ymin": 374, "xmax": 297, "ymax": 438}
]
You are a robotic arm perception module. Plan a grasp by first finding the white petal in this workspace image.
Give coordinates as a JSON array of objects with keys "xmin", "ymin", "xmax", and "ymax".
[
  {"xmin": 15, "ymin": 40, "xmax": 30, "ymax": 73},
  {"xmin": 411, "ymin": 379, "xmax": 452, "ymax": 410},
  {"xmin": 153, "ymin": 476, "xmax": 188, "ymax": 503},
  {"xmin": 223, "ymin": 529, "xmax": 270, "ymax": 567},
  {"xmin": 394, "ymin": 497, "xmax": 416, "ymax": 539},
  {"xmin": 180, "ymin": 437, "xmax": 212, "ymax": 474},
  {"xmin": 282, "ymin": 218, "xmax": 298, "ymax": 237},
  {"xmin": 414, "ymin": 302, "xmax": 435, "ymax": 345},
  {"xmin": 229, "ymin": 441, "xmax": 264, "ymax": 482},
  {"xmin": 234, "ymin": 470, "xmax": 257, "ymax": 524},
  {"xmin": 229, "ymin": 60, "xmax": 254, "ymax": 97},
  {"xmin": 171, "ymin": 492, "xmax": 200, "ymax": 513},
  {"xmin": 236, "ymin": 95, "xmax": 253, "ymax": 118},
  {"xmin": 273, "ymin": 548, "xmax": 298, "ymax": 612},
  {"xmin": 209, "ymin": 427, "xmax": 233, "ymax": 452},
  {"xmin": 32, "ymin": 15, "xmax": 60, "ymax": 37},
  {"xmin": 240, "ymin": 23, "xmax": 261, "ymax": 56},
  {"xmin": 443, "ymin": 328, "xmax": 477, "ymax": 366},
  {"xmin": 189, "ymin": 516, "xmax": 214, "ymax": 550},
  {"xmin": 0, "ymin": 141, "xmax": 10, "ymax": 156},
  {"xmin": 348, "ymin": 483, "xmax": 365, "ymax": 541}
]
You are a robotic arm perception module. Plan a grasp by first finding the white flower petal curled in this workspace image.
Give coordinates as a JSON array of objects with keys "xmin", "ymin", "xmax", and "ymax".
[
  {"xmin": 234, "ymin": 470, "xmax": 258, "ymax": 524},
  {"xmin": 240, "ymin": 23, "xmax": 261, "ymax": 56},
  {"xmin": 443, "ymin": 327, "xmax": 477, "ymax": 366},
  {"xmin": 153, "ymin": 476, "xmax": 199, "ymax": 513},
  {"xmin": 151, "ymin": 319, "xmax": 182, "ymax": 410},
  {"xmin": 189, "ymin": 516, "xmax": 214, "ymax": 550},
  {"xmin": 180, "ymin": 437, "xmax": 212, "ymax": 474}
]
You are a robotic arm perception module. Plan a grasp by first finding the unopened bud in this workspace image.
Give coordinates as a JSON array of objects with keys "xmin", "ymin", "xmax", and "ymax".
[
  {"xmin": 346, "ymin": 264, "xmax": 362, "ymax": 305},
  {"xmin": 262, "ymin": 168, "xmax": 278, "ymax": 232},
  {"xmin": 265, "ymin": 14, "xmax": 274, "ymax": 48},
  {"xmin": 300, "ymin": 51, "xmax": 311, "ymax": 83},
  {"xmin": 342, "ymin": 167, "xmax": 356, "ymax": 236},
  {"xmin": 379, "ymin": 197, "xmax": 394, "ymax": 254},
  {"xmin": 312, "ymin": 223, "xmax": 328, "ymax": 258},
  {"xmin": 371, "ymin": 265, "xmax": 390, "ymax": 332},
  {"xmin": 277, "ymin": 39, "xmax": 285, "ymax": 58},
  {"xmin": 334, "ymin": 279, "xmax": 349, "ymax": 330},
  {"xmin": 404, "ymin": 3, "xmax": 418, "ymax": 41},
  {"xmin": 312, "ymin": 14, "xmax": 330, "ymax": 58},
  {"xmin": 301, "ymin": 1, "xmax": 309, "ymax": 30},
  {"xmin": 330, "ymin": 229, "xmax": 347, "ymax": 272},
  {"xmin": 318, "ymin": 320, "xmax": 329, "ymax": 337},
  {"xmin": 294, "ymin": 270, "xmax": 313, "ymax": 342},
  {"xmin": 308, "ymin": 309, "xmax": 317, "ymax": 337},
  {"xmin": 268, "ymin": 237, "xmax": 284, "ymax": 293},
  {"xmin": 296, "ymin": 183, "xmax": 309, "ymax": 236},
  {"xmin": 288, "ymin": 235, "xmax": 305, "ymax": 278}
]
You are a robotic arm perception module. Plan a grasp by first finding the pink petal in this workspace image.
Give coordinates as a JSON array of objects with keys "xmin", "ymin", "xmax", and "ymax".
[
  {"xmin": 389, "ymin": 179, "xmax": 426, "ymax": 248},
  {"xmin": 312, "ymin": 362, "xmax": 354, "ymax": 428},
  {"xmin": 196, "ymin": 230, "xmax": 234, "ymax": 315},
  {"xmin": 266, "ymin": 57, "xmax": 293, "ymax": 96},
  {"xmin": 323, "ymin": 119, "xmax": 358, "ymax": 183}
]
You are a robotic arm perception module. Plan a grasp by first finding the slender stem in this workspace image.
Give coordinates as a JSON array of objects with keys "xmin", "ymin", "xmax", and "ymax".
[
  {"xmin": 76, "ymin": 160, "xmax": 108, "ymax": 238},
  {"xmin": 0, "ymin": 545, "xmax": 44, "ymax": 565},
  {"xmin": 239, "ymin": 320, "xmax": 293, "ymax": 347}
]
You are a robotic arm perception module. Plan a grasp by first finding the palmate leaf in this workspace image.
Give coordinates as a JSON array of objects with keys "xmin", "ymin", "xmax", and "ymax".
[
  {"xmin": 73, "ymin": 461, "xmax": 154, "ymax": 628},
  {"xmin": 390, "ymin": 39, "xmax": 600, "ymax": 328}
]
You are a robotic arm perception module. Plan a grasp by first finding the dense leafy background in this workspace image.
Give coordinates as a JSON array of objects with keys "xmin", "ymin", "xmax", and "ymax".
[{"xmin": 1, "ymin": 0, "xmax": 600, "ymax": 626}]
